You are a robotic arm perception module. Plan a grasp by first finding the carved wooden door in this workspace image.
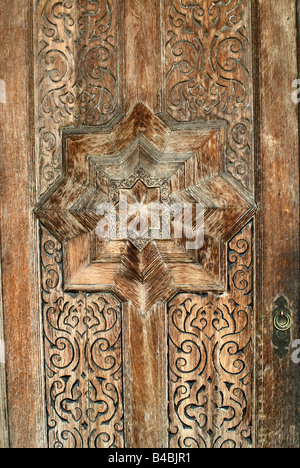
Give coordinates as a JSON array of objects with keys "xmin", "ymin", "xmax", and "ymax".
[{"xmin": 0, "ymin": 0, "xmax": 299, "ymax": 448}]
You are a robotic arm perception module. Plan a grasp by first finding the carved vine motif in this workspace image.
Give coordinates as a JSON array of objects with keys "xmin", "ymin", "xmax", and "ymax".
[
  {"xmin": 38, "ymin": 0, "xmax": 119, "ymax": 194},
  {"xmin": 41, "ymin": 225, "xmax": 124, "ymax": 448},
  {"xmin": 168, "ymin": 221, "xmax": 253, "ymax": 448},
  {"xmin": 164, "ymin": 0, "xmax": 253, "ymax": 190}
]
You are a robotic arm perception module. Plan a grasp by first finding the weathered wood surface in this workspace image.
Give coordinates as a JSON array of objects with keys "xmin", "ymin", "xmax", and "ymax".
[
  {"xmin": 256, "ymin": 0, "xmax": 300, "ymax": 448},
  {"xmin": 0, "ymin": 248, "xmax": 9, "ymax": 448},
  {"xmin": 0, "ymin": 0, "xmax": 45, "ymax": 448},
  {"xmin": 0, "ymin": 0, "xmax": 299, "ymax": 448},
  {"xmin": 123, "ymin": 302, "xmax": 168, "ymax": 448}
]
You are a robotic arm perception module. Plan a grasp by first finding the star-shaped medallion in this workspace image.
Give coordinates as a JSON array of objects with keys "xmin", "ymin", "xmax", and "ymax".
[{"xmin": 35, "ymin": 104, "xmax": 256, "ymax": 313}]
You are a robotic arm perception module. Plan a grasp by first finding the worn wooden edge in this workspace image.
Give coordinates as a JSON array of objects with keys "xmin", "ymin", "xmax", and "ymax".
[
  {"xmin": 252, "ymin": 0, "xmax": 262, "ymax": 450},
  {"xmin": 296, "ymin": 0, "xmax": 300, "ymax": 446},
  {"xmin": 28, "ymin": 0, "xmax": 47, "ymax": 448},
  {"xmin": 0, "ymin": 26, "xmax": 9, "ymax": 452},
  {"xmin": 0, "ymin": 243, "xmax": 9, "ymax": 448},
  {"xmin": 0, "ymin": 0, "xmax": 46, "ymax": 447},
  {"xmin": 257, "ymin": 0, "xmax": 300, "ymax": 448}
]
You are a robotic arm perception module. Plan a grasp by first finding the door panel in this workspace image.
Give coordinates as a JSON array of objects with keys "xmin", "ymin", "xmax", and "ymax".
[
  {"xmin": 35, "ymin": 0, "xmax": 255, "ymax": 448},
  {"xmin": 0, "ymin": 0, "xmax": 299, "ymax": 448}
]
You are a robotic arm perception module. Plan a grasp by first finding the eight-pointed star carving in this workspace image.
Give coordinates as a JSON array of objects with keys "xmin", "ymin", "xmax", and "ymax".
[{"xmin": 35, "ymin": 104, "xmax": 256, "ymax": 313}]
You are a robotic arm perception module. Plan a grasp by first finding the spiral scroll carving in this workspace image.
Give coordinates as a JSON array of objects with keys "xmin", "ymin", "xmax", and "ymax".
[
  {"xmin": 38, "ymin": 0, "xmax": 120, "ymax": 194},
  {"xmin": 168, "ymin": 221, "xmax": 253, "ymax": 448},
  {"xmin": 41, "ymin": 225, "xmax": 124, "ymax": 448},
  {"xmin": 164, "ymin": 0, "xmax": 253, "ymax": 190}
]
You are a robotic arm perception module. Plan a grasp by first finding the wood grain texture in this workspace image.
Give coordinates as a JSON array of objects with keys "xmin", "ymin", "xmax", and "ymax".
[
  {"xmin": 257, "ymin": 0, "xmax": 300, "ymax": 448},
  {"xmin": 123, "ymin": 302, "xmax": 168, "ymax": 448},
  {"xmin": 1, "ymin": 0, "xmax": 299, "ymax": 449},
  {"xmin": 0, "ymin": 245, "xmax": 9, "ymax": 448},
  {"xmin": 124, "ymin": 0, "xmax": 157, "ymax": 112},
  {"xmin": 36, "ymin": 104, "xmax": 255, "ymax": 315},
  {"xmin": 0, "ymin": 0, "xmax": 43, "ymax": 448}
]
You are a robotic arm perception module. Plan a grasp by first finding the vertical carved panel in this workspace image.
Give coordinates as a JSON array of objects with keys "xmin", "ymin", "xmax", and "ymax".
[
  {"xmin": 37, "ymin": 0, "xmax": 122, "ymax": 194},
  {"xmin": 35, "ymin": 0, "xmax": 255, "ymax": 449},
  {"xmin": 41, "ymin": 226, "xmax": 124, "ymax": 448},
  {"xmin": 163, "ymin": 0, "xmax": 253, "ymax": 190},
  {"xmin": 169, "ymin": 222, "xmax": 253, "ymax": 448}
]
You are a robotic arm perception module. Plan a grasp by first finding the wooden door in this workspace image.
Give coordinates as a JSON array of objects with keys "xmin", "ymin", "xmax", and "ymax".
[{"xmin": 0, "ymin": 0, "xmax": 299, "ymax": 448}]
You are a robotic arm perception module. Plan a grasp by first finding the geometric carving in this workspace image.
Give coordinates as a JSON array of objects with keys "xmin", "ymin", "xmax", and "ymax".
[
  {"xmin": 41, "ymin": 225, "xmax": 124, "ymax": 448},
  {"xmin": 36, "ymin": 104, "xmax": 256, "ymax": 313},
  {"xmin": 169, "ymin": 222, "xmax": 253, "ymax": 448}
]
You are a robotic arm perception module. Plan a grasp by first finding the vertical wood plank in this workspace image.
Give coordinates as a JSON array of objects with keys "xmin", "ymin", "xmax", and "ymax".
[
  {"xmin": 296, "ymin": 0, "xmax": 300, "ymax": 444},
  {"xmin": 0, "ymin": 245, "xmax": 9, "ymax": 448},
  {"xmin": 0, "ymin": 0, "xmax": 43, "ymax": 448},
  {"xmin": 123, "ymin": 302, "xmax": 168, "ymax": 448},
  {"xmin": 124, "ymin": 0, "xmax": 159, "ymax": 113},
  {"xmin": 258, "ymin": 0, "xmax": 300, "ymax": 448}
]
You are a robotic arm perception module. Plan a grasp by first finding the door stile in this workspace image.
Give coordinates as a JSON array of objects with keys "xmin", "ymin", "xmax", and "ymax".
[
  {"xmin": 0, "ymin": 245, "xmax": 9, "ymax": 448},
  {"xmin": 123, "ymin": 302, "xmax": 168, "ymax": 448},
  {"xmin": 257, "ymin": 0, "xmax": 300, "ymax": 448},
  {"xmin": 0, "ymin": 0, "xmax": 45, "ymax": 447}
]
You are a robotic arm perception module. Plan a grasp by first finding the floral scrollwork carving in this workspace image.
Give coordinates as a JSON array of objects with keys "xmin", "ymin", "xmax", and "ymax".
[
  {"xmin": 38, "ymin": 0, "xmax": 120, "ymax": 194},
  {"xmin": 41, "ymin": 225, "xmax": 124, "ymax": 448},
  {"xmin": 164, "ymin": 0, "xmax": 253, "ymax": 190},
  {"xmin": 168, "ymin": 221, "xmax": 253, "ymax": 448}
]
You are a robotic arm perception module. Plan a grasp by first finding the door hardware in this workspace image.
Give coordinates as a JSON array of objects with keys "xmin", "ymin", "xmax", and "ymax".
[
  {"xmin": 274, "ymin": 309, "xmax": 292, "ymax": 332},
  {"xmin": 272, "ymin": 296, "xmax": 292, "ymax": 358}
]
